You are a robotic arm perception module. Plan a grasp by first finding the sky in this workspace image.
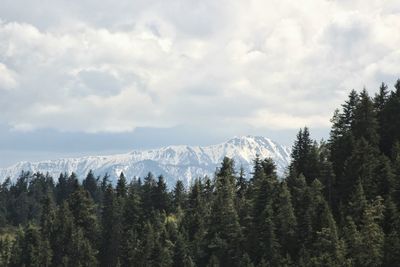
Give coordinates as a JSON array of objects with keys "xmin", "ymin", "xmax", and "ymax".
[{"xmin": 0, "ymin": 0, "xmax": 400, "ymax": 167}]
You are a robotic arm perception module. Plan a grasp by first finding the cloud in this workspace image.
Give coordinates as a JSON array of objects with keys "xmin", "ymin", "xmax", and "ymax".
[
  {"xmin": 0, "ymin": 63, "xmax": 17, "ymax": 90},
  {"xmin": 0, "ymin": 0, "xmax": 399, "ymax": 135}
]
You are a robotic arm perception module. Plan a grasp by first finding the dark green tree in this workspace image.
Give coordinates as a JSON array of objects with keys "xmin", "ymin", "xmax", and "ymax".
[{"xmin": 207, "ymin": 157, "xmax": 242, "ymax": 266}]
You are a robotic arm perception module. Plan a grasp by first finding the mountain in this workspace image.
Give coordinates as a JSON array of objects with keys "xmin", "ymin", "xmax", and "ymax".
[{"xmin": 0, "ymin": 136, "xmax": 291, "ymax": 186}]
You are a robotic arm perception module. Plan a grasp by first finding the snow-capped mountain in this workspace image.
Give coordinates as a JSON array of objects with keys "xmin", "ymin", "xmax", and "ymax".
[{"xmin": 0, "ymin": 136, "xmax": 291, "ymax": 186}]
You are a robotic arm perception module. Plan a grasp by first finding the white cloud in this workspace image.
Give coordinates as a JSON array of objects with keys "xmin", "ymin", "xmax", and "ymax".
[
  {"xmin": 0, "ymin": 63, "xmax": 17, "ymax": 90},
  {"xmin": 0, "ymin": 0, "xmax": 399, "ymax": 134}
]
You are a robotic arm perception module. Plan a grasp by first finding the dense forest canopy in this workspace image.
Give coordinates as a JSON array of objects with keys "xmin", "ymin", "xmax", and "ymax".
[{"xmin": 0, "ymin": 80, "xmax": 400, "ymax": 266}]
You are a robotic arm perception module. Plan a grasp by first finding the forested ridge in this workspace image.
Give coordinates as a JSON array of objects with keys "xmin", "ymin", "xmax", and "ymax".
[{"xmin": 0, "ymin": 81, "xmax": 400, "ymax": 266}]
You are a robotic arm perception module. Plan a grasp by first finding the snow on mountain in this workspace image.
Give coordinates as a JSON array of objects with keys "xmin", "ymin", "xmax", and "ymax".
[{"xmin": 0, "ymin": 136, "xmax": 291, "ymax": 186}]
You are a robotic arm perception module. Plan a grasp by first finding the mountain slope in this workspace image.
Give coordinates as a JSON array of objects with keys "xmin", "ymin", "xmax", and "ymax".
[{"xmin": 0, "ymin": 136, "xmax": 291, "ymax": 186}]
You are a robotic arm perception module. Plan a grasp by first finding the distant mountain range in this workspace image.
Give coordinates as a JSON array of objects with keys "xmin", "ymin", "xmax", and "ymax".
[{"xmin": 0, "ymin": 136, "xmax": 291, "ymax": 186}]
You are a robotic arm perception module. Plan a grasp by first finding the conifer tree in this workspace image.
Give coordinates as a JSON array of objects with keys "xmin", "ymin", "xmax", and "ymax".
[
  {"xmin": 10, "ymin": 224, "xmax": 41, "ymax": 267},
  {"xmin": 275, "ymin": 181, "xmax": 297, "ymax": 259},
  {"xmin": 0, "ymin": 236, "xmax": 12, "ymax": 266},
  {"xmin": 119, "ymin": 183, "xmax": 142, "ymax": 266},
  {"xmin": 142, "ymin": 172, "xmax": 157, "ymax": 217},
  {"xmin": 290, "ymin": 127, "xmax": 315, "ymax": 183},
  {"xmin": 374, "ymin": 82, "xmax": 389, "ymax": 112},
  {"xmin": 173, "ymin": 180, "xmax": 186, "ymax": 212},
  {"xmin": 380, "ymin": 79, "xmax": 400, "ymax": 157},
  {"xmin": 67, "ymin": 187, "xmax": 99, "ymax": 245},
  {"xmin": 357, "ymin": 197, "xmax": 385, "ymax": 267},
  {"xmin": 342, "ymin": 138, "xmax": 379, "ymax": 202},
  {"xmin": 116, "ymin": 172, "xmax": 127, "ymax": 198},
  {"xmin": 154, "ymin": 175, "xmax": 170, "ymax": 212},
  {"xmin": 38, "ymin": 196, "xmax": 54, "ymax": 267},
  {"xmin": 207, "ymin": 157, "xmax": 242, "ymax": 266},
  {"xmin": 352, "ymin": 89, "xmax": 379, "ymax": 146},
  {"xmin": 174, "ymin": 232, "xmax": 194, "ymax": 267},
  {"xmin": 83, "ymin": 170, "xmax": 101, "ymax": 203},
  {"xmin": 100, "ymin": 184, "xmax": 121, "ymax": 267},
  {"xmin": 383, "ymin": 197, "xmax": 400, "ymax": 266},
  {"xmin": 183, "ymin": 178, "xmax": 207, "ymax": 266},
  {"xmin": 347, "ymin": 180, "xmax": 367, "ymax": 225}
]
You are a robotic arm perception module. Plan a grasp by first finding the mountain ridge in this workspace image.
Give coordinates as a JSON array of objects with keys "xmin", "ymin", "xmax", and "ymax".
[{"xmin": 0, "ymin": 136, "xmax": 291, "ymax": 186}]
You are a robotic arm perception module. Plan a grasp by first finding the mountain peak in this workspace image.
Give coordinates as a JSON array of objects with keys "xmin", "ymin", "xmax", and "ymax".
[{"xmin": 0, "ymin": 136, "xmax": 291, "ymax": 186}]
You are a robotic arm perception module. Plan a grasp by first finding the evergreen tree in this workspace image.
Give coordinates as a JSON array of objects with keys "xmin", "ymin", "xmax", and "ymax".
[
  {"xmin": 119, "ymin": 183, "xmax": 142, "ymax": 266},
  {"xmin": 67, "ymin": 187, "xmax": 99, "ymax": 245},
  {"xmin": 207, "ymin": 157, "xmax": 242, "ymax": 266},
  {"xmin": 183, "ymin": 178, "xmax": 207, "ymax": 266},
  {"xmin": 142, "ymin": 172, "xmax": 157, "ymax": 217},
  {"xmin": 383, "ymin": 197, "xmax": 400, "ymax": 266},
  {"xmin": 10, "ymin": 225, "xmax": 41, "ymax": 267},
  {"xmin": 173, "ymin": 180, "xmax": 186, "ymax": 213},
  {"xmin": 290, "ymin": 127, "xmax": 317, "ymax": 183},
  {"xmin": 275, "ymin": 181, "xmax": 297, "ymax": 259},
  {"xmin": 154, "ymin": 175, "xmax": 170, "ymax": 212},
  {"xmin": 356, "ymin": 197, "xmax": 385, "ymax": 267},
  {"xmin": 342, "ymin": 138, "xmax": 379, "ymax": 202},
  {"xmin": 0, "ymin": 236, "xmax": 12, "ymax": 266},
  {"xmin": 116, "ymin": 172, "xmax": 127, "ymax": 198},
  {"xmin": 83, "ymin": 170, "xmax": 101, "ymax": 203},
  {"xmin": 374, "ymin": 82, "xmax": 389, "ymax": 112},
  {"xmin": 380, "ymin": 79, "xmax": 400, "ymax": 157},
  {"xmin": 38, "ymin": 196, "xmax": 54, "ymax": 267},
  {"xmin": 50, "ymin": 201, "xmax": 97, "ymax": 266},
  {"xmin": 352, "ymin": 89, "xmax": 379, "ymax": 146},
  {"xmin": 174, "ymin": 232, "xmax": 194, "ymax": 267},
  {"xmin": 100, "ymin": 184, "xmax": 121, "ymax": 267}
]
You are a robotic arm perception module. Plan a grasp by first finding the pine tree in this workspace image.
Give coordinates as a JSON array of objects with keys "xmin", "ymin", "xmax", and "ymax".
[
  {"xmin": 275, "ymin": 181, "xmax": 297, "ymax": 259},
  {"xmin": 10, "ymin": 224, "xmax": 41, "ymax": 267},
  {"xmin": 290, "ymin": 127, "xmax": 316, "ymax": 183},
  {"xmin": 0, "ymin": 235, "xmax": 12, "ymax": 266},
  {"xmin": 183, "ymin": 178, "xmax": 207, "ymax": 266},
  {"xmin": 38, "ymin": 196, "xmax": 54, "ymax": 267},
  {"xmin": 119, "ymin": 183, "xmax": 142, "ymax": 266},
  {"xmin": 352, "ymin": 89, "xmax": 379, "ymax": 146},
  {"xmin": 249, "ymin": 158, "xmax": 279, "ymax": 263},
  {"xmin": 316, "ymin": 142, "xmax": 335, "ymax": 206},
  {"xmin": 50, "ymin": 202, "xmax": 74, "ymax": 266},
  {"xmin": 342, "ymin": 138, "xmax": 379, "ymax": 202},
  {"xmin": 173, "ymin": 180, "xmax": 186, "ymax": 210},
  {"xmin": 67, "ymin": 187, "xmax": 99, "ymax": 246},
  {"xmin": 100, "ymin": 184, "xmax": 121, "ymax": 267},
  {"xmin": 356, "ymin": 197, "xmax": 385, "ymax": 267},
  {"xmin": 259, "ymin": 202, "xmax": 280, "ymax": 266},
  {"xmin": 83, "ymin": 170, "xmax": 101, "ymax": 203},
  {"xmin": 116, "ymin": 172, "xmax": 127, "ymax": 198},
  {"xmin": 287, "ymin": 173, "xmax": 308, "ymax": 230},
  {"xmin": 309, "ymin": 196, "xmax": 345, "ymax": 267},
  {"xmin": 329, "ymin": 91, "xmax": 359, "ymax": 210},
  {"xmin": 69, "ymin": 227, "xmax": 98, "ymax": 267},
  {"xmin": 374, "ymin": 82, "xmax": 389, "ymax": 112},
  {"xmin": 383, "ymin": 197, "xmax": 400, "ymax": 266},
  {"xmin": 207, "ymin": 157, "xmax": 242, "ymax": 266},
  {"xmin": 380, "ymin": 80, "xmax": 400, "ymax": 157},
  {"xmin": 347, "ymin": 180, "xmax": 367, "ymax": 225},
  {"xmin": 139, "ymin": 221, "xmax": 156, "ymax": 266},
  {"xmin": 174, "ymin": 232, "xmax": 194, "ymax": 267},
  {"xmin": 142, "ymin": 172, "xmax": 157, "ymax": 218},
  {"xmin": 154, "ymin": 175, "xmax": 170, "ymax": 212}
]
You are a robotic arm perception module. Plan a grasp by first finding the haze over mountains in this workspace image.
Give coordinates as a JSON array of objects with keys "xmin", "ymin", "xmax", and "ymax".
[{"xmin": 0, "ymin": 136, "xmax": 291, "ymax": 186}]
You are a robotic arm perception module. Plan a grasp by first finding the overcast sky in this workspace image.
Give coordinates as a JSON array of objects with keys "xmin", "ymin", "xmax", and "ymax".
[{"xmin": 1, "ymin": 0, "xmax": 400, "ymax": 166}]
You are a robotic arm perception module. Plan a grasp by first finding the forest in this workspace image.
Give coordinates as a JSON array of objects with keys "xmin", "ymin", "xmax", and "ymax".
[{"xmin": 0, "ymin": 80, "xmax": 400, "ymax": 267}]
